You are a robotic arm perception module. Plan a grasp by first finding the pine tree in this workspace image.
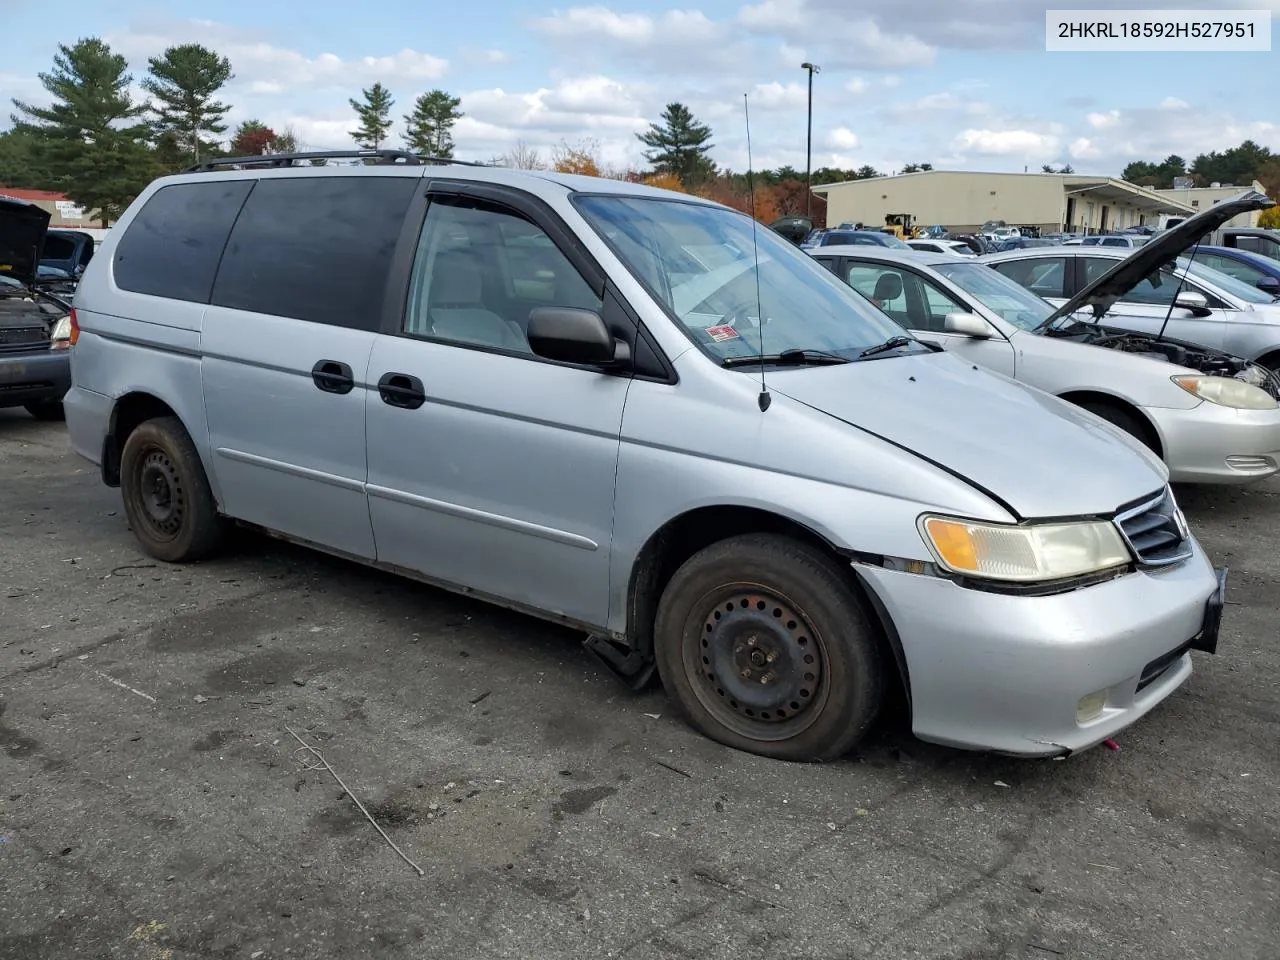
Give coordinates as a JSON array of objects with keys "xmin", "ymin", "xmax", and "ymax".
[
  {"xmin": 142, "ymin": 43, "xmax": 234, "ymax": 164},
  {"xmin": 349, "ymin": 82, "xmax": 395, "ymax": 150},
  {"xmin": 402, "ymin": 90, "xmax": 463, "ymax": 158},
  {"xmin": 636, "ymin": 102, "xmax": 716, "ymax": 187},
  {"xmin": 10, "ymin": 37, "xmax": 152, "ymax": 225}
]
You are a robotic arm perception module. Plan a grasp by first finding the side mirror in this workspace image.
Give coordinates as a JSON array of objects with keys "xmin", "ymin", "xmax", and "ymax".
[
  {"xmin": 943, "ymin": 312, "xmax": 994, "ymax": 339},
  {"xmin": 1256, "ymin": 276, "xmax": 1280, "ymax": 294},
  {"xmin": 527, "ymin": 307, "xmax": 627, "ymax": 367},
  {"xmin": 1174, "ymin": 290, "xmax": 1211, "ymax": 315}
]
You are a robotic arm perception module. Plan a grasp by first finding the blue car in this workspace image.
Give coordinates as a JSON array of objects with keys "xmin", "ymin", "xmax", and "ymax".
[{"xmin": 1192, "ymin": 246, "xmax": 1280, "ymax": 299}]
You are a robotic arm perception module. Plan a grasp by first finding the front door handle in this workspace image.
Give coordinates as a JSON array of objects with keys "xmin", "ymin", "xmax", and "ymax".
[
  {"xmin": 377, "ymin": 371, "xmax": 426, "ymax": 410},
  {"xmin": 311, "ymin": 359, "xmax": 354, "ymax": 394}
]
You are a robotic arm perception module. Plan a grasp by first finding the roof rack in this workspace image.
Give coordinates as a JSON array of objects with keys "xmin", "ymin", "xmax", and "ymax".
[{"xmin": 182, "ymin": 149, "xmax": 495, "ymax": 173}]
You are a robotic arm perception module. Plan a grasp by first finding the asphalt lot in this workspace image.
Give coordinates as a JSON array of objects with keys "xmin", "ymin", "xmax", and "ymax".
[{"xmin": 1, "ymin": 407, "xmax": 1277, "ymax": 960}]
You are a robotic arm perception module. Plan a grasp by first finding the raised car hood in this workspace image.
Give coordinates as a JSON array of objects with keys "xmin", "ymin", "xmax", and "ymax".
[
  {"xmin": 1042, "ymin": 189, "xmax": 1277, "ymax": 325},
  {"xmin": 0, "ymin": 196, "xmax": 51, "ymax": 289},
  {"xmin": 772, "ymin": 353, "xmax": 1167, "ymax": 520}
]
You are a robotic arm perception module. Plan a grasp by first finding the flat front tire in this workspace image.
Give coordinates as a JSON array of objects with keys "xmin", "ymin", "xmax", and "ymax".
[
  {"xmin": 654, "ymin": 533, "xmax": 884, "ymax": 762},
  {"xmin": 119, "ymin": 416, "xmax": 225, "ymax": 562}
]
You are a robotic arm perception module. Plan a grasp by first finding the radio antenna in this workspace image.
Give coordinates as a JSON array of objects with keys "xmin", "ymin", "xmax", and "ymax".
[{"xmin": 743, "ymin": 92, "xmax": 771, "ymax": 413}]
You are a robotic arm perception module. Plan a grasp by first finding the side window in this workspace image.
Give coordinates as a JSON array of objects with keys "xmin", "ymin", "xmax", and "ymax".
[
  {"xmin": 1100, "ymin": 237, "xmax": 1128, "ymax": 247},
  {"xmin": 845, "ymin": 264, "xmax": 911, "ymax": 328},
  {"xmin": 1201, "ymin": 254, "xmax": 1261, "ymax": 285},
  {"xmin": 918, "ymin": 277, "xmax": 968, "ymax": 331},
  {"xmin": 990, "ymin": 257, "xmax": 1067, "ymax": 298},
  {"xmin": 1082, "ymin": 257, "xmax": 1174, "ymax": 304},
  {"xmin": 404, "ymin": 196, "xmax": 602, "ymax": 355},
  {"xmin": 211, "ymin": 176, "xmax": 417, "ymax": 330},
  {"xmin": 114, "ymin": 180, "xmax": 253, "ymax": 302}
]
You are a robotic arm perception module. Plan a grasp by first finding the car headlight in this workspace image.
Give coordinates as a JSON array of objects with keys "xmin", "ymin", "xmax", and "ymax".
[
  {"xmin": 919, "ymin": 515, "xmax": 1131, "ymax": 583},
  {"xmin": 49, "ymin": 315, "xmax": 72, "ymax": 349},
  {"xmin": 1172, "ymin": 375, "xmax": 1277, "ymax": 410}
]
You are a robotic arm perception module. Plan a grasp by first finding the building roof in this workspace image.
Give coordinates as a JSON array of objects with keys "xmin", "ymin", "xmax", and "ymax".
[
  {"xmin": 0, "ymin": 187, "xmax": 70, "ymax": 202},
  {"xmin": 810, "ymin": 169, "xmax": 1194, "ymax": 215}
]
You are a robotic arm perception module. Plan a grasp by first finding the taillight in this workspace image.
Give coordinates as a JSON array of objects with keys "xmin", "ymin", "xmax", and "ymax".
[{"xmin": 69, "ymin": 308, "xmax": 80, "ymax": 346}]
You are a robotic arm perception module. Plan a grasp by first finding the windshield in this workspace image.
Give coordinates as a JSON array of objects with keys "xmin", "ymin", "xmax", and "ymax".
[
  {"xmin": 1182, "ymin": 256, "xmax": 1277, "ymax": 304},
  {"xmin": 932, "ymin": 261, "xmax": 1055, "ymax": 330},
  {"xmin": 574, "ymin": 195, "xmax": 921, "ymax": 363}
]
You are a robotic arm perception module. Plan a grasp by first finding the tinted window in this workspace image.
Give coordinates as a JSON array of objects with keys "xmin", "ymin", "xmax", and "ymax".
[
  {"xmin": 211, "ymin": 176, "xmax": 416, "ymax": 329},
  {"xmin": 1200, "ymin": 253, "xmax": 1263, "ymax": 285},
  {"xmin": 990, "ymin": 257, "xmax": 1067, "ymax": 298},
  {"xmin": 42, "ymin": 235, "xmax": 76, "ymax": 260},
  {"xmin": 115, "ymin": 180, "xmax": 253, "ymax": 302},
  {"xmin": 404, "ymin": 197, "xmax": 601, "ymax": 354}
]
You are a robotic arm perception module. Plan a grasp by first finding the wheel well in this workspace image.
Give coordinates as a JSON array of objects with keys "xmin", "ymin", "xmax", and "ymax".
[
  {"xmin": 1058, "ymin": 390, "xmax": 1163, "ymax": 458},
  {"xmin": 1255, "ymin": 350, "xmax": 1280, "ymax": 373},
  {"xmin": 102, "ymin": 392, "xmax": 178, "ymax": 486},
  {"xmin": 624, "ymin": 506, "xmax": 908, "ymax": 701}
]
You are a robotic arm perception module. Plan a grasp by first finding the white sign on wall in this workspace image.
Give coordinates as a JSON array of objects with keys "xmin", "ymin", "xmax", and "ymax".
[{"xmin": 55, "ymin": 200, "xmax": 87, "ymax": 219}]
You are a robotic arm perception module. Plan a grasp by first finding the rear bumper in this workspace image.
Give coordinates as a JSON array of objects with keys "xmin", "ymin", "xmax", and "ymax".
[
  {"xmin": 63, "ymin": 384, "xmax": 113, "ymax": 468},
  {"xmin": 0, "ymin": 349, "xmax": 71, "ymax": 407},
  {"xmin": 856, "ymin": 538, "xmax": 1221, "ymax": 757},
  {"xmin": 1152, "ymin": 402, "xmax": 1280, "ymax": 484}
]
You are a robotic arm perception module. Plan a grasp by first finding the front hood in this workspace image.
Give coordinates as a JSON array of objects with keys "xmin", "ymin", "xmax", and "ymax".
[
  {"xmin": 771, "ymin": 353, "xmax": 1167, "ymax": 520},
  {"xmin": 0, "ymin": 197, "xmax": 51, "ymax": 289},
  {"xmin": 1043, "ymin": 189, "xmax": 1277, "ymax": 325}
]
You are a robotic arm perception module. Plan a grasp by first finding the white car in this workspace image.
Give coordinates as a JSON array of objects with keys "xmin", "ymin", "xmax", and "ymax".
[
  {"xmin": 981, "ymin": 198, "xmax": 1280, "ymax": 374},
  {"xmin": 906, "ymin": 238, "xmax": 976, "ymax": 257},
  {"xmin": 811, "ymin": 237, "xmax": 1280, "ymax": 485}
]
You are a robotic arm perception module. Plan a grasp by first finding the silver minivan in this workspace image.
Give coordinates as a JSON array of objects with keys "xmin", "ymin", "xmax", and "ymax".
[{"xmin": 64, "ymin": 151, "xmax": 1226, "ymax": 761}]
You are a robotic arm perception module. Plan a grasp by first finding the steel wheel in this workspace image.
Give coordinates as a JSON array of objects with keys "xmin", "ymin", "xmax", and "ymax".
[{"xmin": 682, "ymin": 583, "xmax": 831, "ymax": 742}]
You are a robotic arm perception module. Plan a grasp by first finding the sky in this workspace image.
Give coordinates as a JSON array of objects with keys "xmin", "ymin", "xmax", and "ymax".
[{"xmin": 1, "ymin": 0, "xmax": 1277, "ymax": 178}]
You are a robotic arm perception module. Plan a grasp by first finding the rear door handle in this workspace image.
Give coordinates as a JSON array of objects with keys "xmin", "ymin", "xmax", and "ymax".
[
  {"xmin": 377, "ymin": 371, "xmax": 426, "ymax": 410},
  {"xmin": 311, "ymin": 359, "xmax": 354, "ymax": 394}
]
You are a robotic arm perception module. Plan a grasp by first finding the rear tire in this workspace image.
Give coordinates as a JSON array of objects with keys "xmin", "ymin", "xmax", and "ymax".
[
  {"xmin": 654, "ymin": 533, "xmax": 884, "ymax": 762},
  {"xmin": 119, "ymin": 416, "xmax": 225, "ymax": 562},
  {"xmin": 24, "ymin": 400, "xmax": 65, "ymax": 421}
]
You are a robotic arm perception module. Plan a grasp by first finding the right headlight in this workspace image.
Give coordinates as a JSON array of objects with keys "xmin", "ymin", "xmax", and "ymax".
[
  {"xmin": 919, "ymin": 514, "xmax": 1131, "ymax": 583},
  {"xmin": 1171, "ymin": 375, "xmax": 1278, "ymax": 410}
]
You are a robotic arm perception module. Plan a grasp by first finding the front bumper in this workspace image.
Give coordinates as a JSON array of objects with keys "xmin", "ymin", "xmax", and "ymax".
[
  {"xmin": 0, "ymin": 349, "xmax": 71, "ymax": 407},
  {"xmin": 1150, "ymin": 401, "xmax": 1280, "ymax": 485},
  {"xmin": 856, "ymin": 539, "xmax": 1222, "ymax": 757}
]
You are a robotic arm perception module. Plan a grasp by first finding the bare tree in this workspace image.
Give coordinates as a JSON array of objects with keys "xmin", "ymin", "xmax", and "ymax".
[{"xmin": 502, "ymin": 140, "xmax": 545, "ymax": 169}]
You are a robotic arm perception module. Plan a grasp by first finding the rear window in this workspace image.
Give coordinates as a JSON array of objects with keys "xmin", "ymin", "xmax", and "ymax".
[
  {"xmin": 42, "ymin": 235, "xmax": 77, "ymax": 260},
  {"xmin": 114, "ymin": 180, "xmax": 253, "ymax": 302},
  {"xmin": 210, "ymin": 176, "xmax": 416, "ymax": 330}
]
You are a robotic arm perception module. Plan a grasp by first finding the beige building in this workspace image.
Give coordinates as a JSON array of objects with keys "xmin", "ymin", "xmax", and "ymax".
[
  {"xmin": 811, "ymin": 170, "xmax": 1194, "ymax": 234},
  {"xmin": 1153, "ymin": 179, "xmax": 1267, "ymax": 228}
]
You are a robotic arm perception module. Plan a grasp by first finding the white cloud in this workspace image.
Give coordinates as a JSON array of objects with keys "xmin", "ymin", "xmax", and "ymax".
[
  {"xmin": 951, "ymin": 128, "xmax": 1061, "ymax": 159},
  {"xmin": 1159, "ymin": 96, "xmax": 1189, "ymax": 110},
  {"xmin": 846, "ymin": 77, "xmax": 869, "ymax": 94},
  {"xmin": 1068, "ymin": 137, "xmax": 1102, "ymax": 159},
  {"xmin": 1087, "ymin": 110, "xmax": 1123, "ymax": 130},
  {"xmin": 826, "ymin": 127, "xmax": 860, "ymax": 150}
]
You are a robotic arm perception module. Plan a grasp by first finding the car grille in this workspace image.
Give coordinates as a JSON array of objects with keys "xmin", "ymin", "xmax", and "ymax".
[
  {"xmin": 1114, "ymin": 488, "xmax": 1193, "ymax": 567},
  {"xmin": 0, "ymin": 325, "xmax": 50, "ymax": 354}
]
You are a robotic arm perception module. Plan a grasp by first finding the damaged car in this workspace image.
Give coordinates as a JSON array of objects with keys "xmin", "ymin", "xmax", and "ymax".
[
  {"xmin": 982, "ymin": 191, "xmax": 1280, "ymax": 376},
  {"xmin": 0, "ymin": 197, "xmax": 74, "ymax": 420},
  {"xmin": 811, "ymin": 241, "xmax": 1280, "ymax": 485}
]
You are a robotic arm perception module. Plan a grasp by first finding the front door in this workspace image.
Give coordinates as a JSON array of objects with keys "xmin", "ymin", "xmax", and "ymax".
[
  {"xmin": 839, "ymin": 259, "xmax": 1017, "ymax": 377},
  {"xmin": 364, "ymin": 185, "xmax": 632, "ymax": 628}
]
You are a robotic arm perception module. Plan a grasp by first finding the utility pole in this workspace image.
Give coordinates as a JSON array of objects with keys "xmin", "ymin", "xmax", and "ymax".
[{"xmin": 801, "ymin": 62, "xmax": 820, "ymax": 220}]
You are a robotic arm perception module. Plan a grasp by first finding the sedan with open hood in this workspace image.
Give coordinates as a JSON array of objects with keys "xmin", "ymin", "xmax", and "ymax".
[
  {"xmin": 810, "ymin": 244, "xmax": 1280, "ymax": 485},
  {"xmin": 982, "ymin": 190, "xmax": 1280, "ymax": 376}
]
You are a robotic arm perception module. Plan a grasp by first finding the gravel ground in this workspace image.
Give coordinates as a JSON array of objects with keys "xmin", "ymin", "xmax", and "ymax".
[{"xmin": 1, "ymin": 408, "xmax": 1277, "ymax": 960}]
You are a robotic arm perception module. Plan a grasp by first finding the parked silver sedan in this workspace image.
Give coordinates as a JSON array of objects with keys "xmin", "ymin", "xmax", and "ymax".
[
  {"xmin": 811, "ymin": 244, "xmax": 1280, "ymax": 485},
  {"xmin": 980, "ymin": 192, "xmax": 1280, "ymax": 374}
]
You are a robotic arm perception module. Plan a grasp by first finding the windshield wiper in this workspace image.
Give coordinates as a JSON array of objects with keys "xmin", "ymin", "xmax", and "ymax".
[
  {"xmin": 858, "ymin": 336, "xmax": 915, "ymax": 359},
  {"xmin": 721, "ymin": 348, "xmax": 851, "ymax": 368}
]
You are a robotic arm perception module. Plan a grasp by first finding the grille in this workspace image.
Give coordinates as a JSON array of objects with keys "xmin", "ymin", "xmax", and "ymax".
[
  {"xmin": 1114, "ymin": 488, "xmax": 1193, "ymax": 567},
  {"xmin": 0, "ymin": 326, "xmax": 49, "ymax": 354}
]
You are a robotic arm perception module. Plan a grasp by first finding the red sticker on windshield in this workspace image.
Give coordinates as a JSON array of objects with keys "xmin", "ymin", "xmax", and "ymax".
[{"xmin": 705, "ymin": 325, "xmax": 740, "ymax": 342}]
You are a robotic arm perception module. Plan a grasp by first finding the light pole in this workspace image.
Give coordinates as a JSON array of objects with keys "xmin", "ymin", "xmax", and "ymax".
[{"xmin": 801, "ymin": 62, "xmax": 820, "ymax": 220}]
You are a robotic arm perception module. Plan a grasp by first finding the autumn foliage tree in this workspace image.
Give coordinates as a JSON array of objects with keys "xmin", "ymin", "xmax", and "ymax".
[{"xmin": 551, "ymin": 137, "xmax": 602, "ymax": 177}]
